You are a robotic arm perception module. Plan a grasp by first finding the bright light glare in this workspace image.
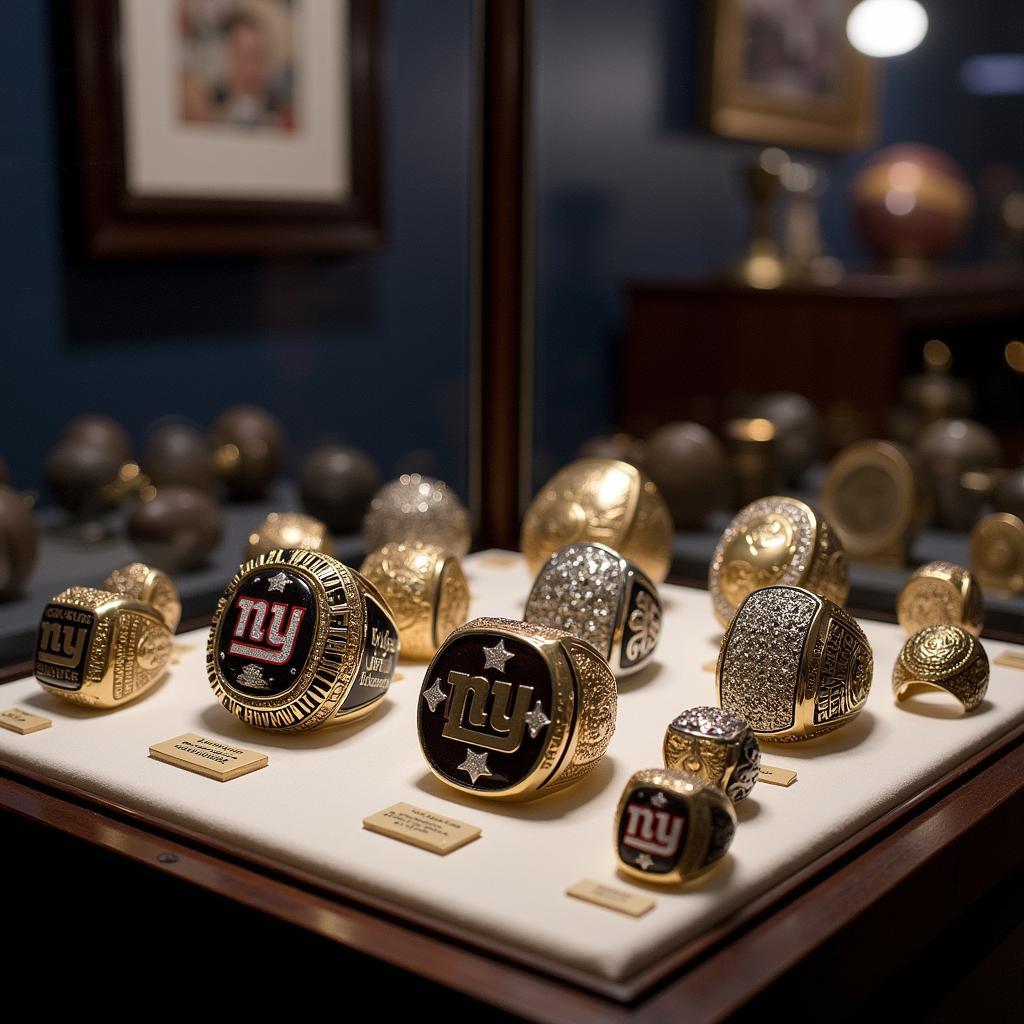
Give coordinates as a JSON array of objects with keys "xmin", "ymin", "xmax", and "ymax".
[{"xmin": 847, "ymin": 0, "xmax": 928, "ymax": 58}]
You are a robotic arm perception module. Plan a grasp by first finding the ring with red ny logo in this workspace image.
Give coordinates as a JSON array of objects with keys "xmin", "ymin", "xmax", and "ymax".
[
  {"xmin": 615, "ymin": 768, "xmax": 737, "ymax": 885},
  {"xmin": 206, "ymin": 549, "xmax": 399, "ymax": 731}
]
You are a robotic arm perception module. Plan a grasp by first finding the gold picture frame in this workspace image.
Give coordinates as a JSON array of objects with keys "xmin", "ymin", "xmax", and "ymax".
[{"xmin": 705, "ymin": 0, "xmax": 878, "ymax": 152}]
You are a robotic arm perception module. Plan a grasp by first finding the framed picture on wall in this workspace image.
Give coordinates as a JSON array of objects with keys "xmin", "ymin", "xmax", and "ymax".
[
  {"xmin": 68, "ymin": 0, "xmax": 382, "ymax": 256},
  {"xmin": 704, "ymin": 0, "xmax": 877, "ymax": 151}
]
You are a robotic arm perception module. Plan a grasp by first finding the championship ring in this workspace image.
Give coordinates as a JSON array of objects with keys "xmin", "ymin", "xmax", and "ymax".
[
  {"xmin": 523, "ymin": 542, "xmax": 662, "ymax": 676},
  {"xmin": 417, "ymin": 617, "xmax": 617, "ymax": 800},
  {"xmin": 35, "ymin": 587, "xmax": 173, "ymax": 709},
  {"xmin": 101, "ymin": 561, "xmax": 182, "ymax": 633},
  {"xmin": 892, "ymin": 624, "xmax": 989, "ymax": 713},
  {"xmin": 615, "ymin": 768, "xmax": 737, "ymax": 884},
  {"xmin": 359, "ymin": 542, "xmax": 470, "ymax": 660},
  {"xmin": 206, "ymin": 549, "xmax": 399, "ymax": 731},
  {"xmin": 717, "ymin": 584, "xmax": 873, "ymax": 742},
  {"xmin": 896, "ymin": 560, "xmax": 984, "ymax": 636},
  {"xmin": 708, "ymin": 496, "xmax": 849, "ymax": 627},
  {"xmin": 520, "ymin": 458, "xmax": 673, "ymax": 584},
  {"xmin": 663, "ymin": 706, "xmax": 761, "ymax": 803}
]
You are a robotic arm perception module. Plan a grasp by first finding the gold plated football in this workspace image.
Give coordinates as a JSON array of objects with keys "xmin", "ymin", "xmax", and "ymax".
[{"xmin": 245, "ymin": 512, "xmax": 334, "ymax": 560}]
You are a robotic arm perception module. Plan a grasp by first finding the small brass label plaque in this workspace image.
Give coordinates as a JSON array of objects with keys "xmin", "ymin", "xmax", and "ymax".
[
  {"xmin": 758, "ymin": 763, "xmax": 798, "ymax": 787},
  {"xmin": 994, "ymin": 650, "xmax": 1024, "ymax": 670},
  {"xmin": 149, "ymin": 733, "xmax": 268, "ymax": 782},
  {"xmin": 362, "ymin": 802, "xmax": 481, "ymax": 855},
  {"xmin": 0, "ymin": 708, "xmax": 52, "ymax": 735},
  {"xmin": 567, "ymin": 879, "xmax": 655, "ymax": 917}
]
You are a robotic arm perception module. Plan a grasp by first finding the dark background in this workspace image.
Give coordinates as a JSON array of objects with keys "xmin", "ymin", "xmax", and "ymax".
[
  {"xmin": 531, "ymin": 0, "xmax": 1024, "ymax": 486},
  {"xmin": 0, "ymin": 0, "xmax": 473, "ymax": 496}
]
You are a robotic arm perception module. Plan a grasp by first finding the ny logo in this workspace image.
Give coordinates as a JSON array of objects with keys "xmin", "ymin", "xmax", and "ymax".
[
  {"xmin": 37, "ymin": 622, "xmax": 88, "ymax": 667},
  {"xmin": 228, "ymin": 597, "xmax": 305, "ymax": 665},
  {"xmin": 441, "ymin": 671, "xmax": 535, "ymax": 753},
  {"xmin": 622, "ymin": 803, "xmax": 685, "ymax": 858}
]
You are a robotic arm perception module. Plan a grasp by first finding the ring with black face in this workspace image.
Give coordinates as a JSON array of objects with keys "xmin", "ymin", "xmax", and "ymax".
[
  {"xmin": 417, "ymin": 616, "xmax": 617, "ymax": 801},
  {"xmin": 207, "ymin": 549, "xmax": 399, "ymax": 732},
  {"xmin": 615, "ymin": 768, "xmax": 737, "ymax": 885}
]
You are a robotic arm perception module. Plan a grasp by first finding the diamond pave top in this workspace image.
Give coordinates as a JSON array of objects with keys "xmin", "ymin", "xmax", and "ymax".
[
  {"xmin": 524, "ymin": 543, "xmax": 626, "ymax": 658},
  {"xmin": 668, "ymin": 705, "xmax": 749, "ymax": 741}
]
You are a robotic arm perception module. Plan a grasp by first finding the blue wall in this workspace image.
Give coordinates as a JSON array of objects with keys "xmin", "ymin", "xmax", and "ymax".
[
  {"xmin": 0, "ymin": 0, "xmax": 473, "ymax": 496},
  {"xmin": 532, "ymin": 0, "xmax": 1024, "ymax": 486}
]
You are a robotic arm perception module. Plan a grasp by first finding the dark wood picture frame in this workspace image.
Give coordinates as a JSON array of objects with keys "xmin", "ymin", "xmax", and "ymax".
[
  {"xmin": 703, "ymin": 0, "xmax": 877, "ymax": 152},
  {"xmin": 68, "ymin": 0, "xmax": 383, "ymax": 257}
]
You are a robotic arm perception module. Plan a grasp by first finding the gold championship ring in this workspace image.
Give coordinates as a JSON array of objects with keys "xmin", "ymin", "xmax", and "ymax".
[
  {"xmin": 101, "ymin": 561, "xmax": 182, "ymax": 632},
  {"xmin": 523, "ymin": 542, "xmax": 662, "ymax": 676},
  {"xmin": 207, "ymin": 549, "xmax": 399, "ymax": 731},
  {"xmin": 892, "ymin": 624, "xmax": 989, "ymax": 713},
  {"xmin": 417, "ymin": 617, "xmax": 617, "ymax": 800},
  {"xmin": 896, "ymin": 561, "xmax": 984, "ymax": 636},
  {"xmin": 708, "ymin": 496, "xmax": 849, "ymax": 627},
  {"xmin": 35, "ymin": 587, "xmax": 173, "ymax": 709},
  {"xmin": 820, "ymin": 440, "xmax": 930, "ymax": 566},
  {"xmin": 615, "ymin": 768, "xmax": 737, "ymax": 884},
  {"xmin": 520, "ymin": 458, "xmax": 673, "ymax": 584},
  {"xmin": 717, "ymin": 584, "xmax": 873, "ymax": 742},
  {"xmin": 359, "ymin": 542, "xmax": 470, "ymax": 660},
  {"xmin": 970, "ymin": 513, "xmax": 1024, "ymax": 595},
  {"xmin": 663, "ymin": 706, "xmax": 761, "ymax": 803},
  {"xmin": 245, "ymin": 512, "xmax": 334, "ymax": 560}
]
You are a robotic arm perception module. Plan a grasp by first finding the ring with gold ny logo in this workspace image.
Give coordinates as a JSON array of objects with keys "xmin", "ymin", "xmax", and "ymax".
[
  {"xmin": 417, "ymin": 617, "xmax": 617, "ymax": 800},
  {"xmin": 207, "ymin": 549, "xmax": 399, "ymax": 731},
  {"xmin": 35, "ymin": 587, "xmax": 173, "ymax": 709}
]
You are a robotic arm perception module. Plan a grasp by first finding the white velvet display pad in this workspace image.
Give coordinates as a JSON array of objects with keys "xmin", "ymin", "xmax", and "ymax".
[{"xmin": 2, "ymin": 550, "xmax": 1022, "ymax": 983}]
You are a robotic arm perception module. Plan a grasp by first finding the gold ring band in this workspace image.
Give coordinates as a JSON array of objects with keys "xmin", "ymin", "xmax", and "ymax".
[
  {"xmin": 892, "ymin": 624, "xmax": 989, "ymax": 712},
  {"xmin": 101, "ymin": 561, "xmax": 182, "ymax": 633},
  {"xmin": 359, "ymin": 542, "xmax": 470, "ymax": 660},
  {"xmin": 897, "ymin": 560, "xmax": 984, "ymax": 636}
]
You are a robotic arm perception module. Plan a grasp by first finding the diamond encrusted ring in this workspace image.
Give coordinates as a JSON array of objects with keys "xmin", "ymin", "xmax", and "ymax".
[
  {"xmin": 523, "ymin": 542, "xmax": 662, "ymax": 677},
  {"xmin": 663, "ymin": 706, "xmax": 761, "ymax": 802},
  {"xmin": 716, "ymin": 585, "xmax": 873, "ymax": 743}
]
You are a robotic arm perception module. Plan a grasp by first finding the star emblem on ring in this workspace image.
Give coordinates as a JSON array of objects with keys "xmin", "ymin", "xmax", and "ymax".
[
  {"xmin": 482, "ymin": 639, "xmax": 515, "ymax": 672},
  {"xmin": 422, "ymin": 677, "xmax": 447, "ymax": 713},
  {"xmin": 651, "ymin": 791, "xmax": 668, "ymax": 808},
  {"xmin": 457, "ymin": 748, "xmax": 492, "ymax": 785},
  {"xmin": 635, "ymin": 853, "xmax": 655, "ymax": 871},
  {"xmin": 267, "ymin": 572, "xmax": 291, "ymax": 593},
  {"xmin": 524, "ymin": 700, "xmax": 551, "ymax": 739}
]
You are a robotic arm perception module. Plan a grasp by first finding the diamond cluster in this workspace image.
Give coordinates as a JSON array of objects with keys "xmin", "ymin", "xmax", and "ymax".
[
  {"xmin": 668, "ymin": 705, "xmax": 748, "ymax": 741},
  {"xmin": 719, "ymin": 587, "xmax": 818, "ymax": 731},
  {"xmin": 524, "ymin": 543, "xmax": 625, "ymax": 657},
  {"xmin": 709, "ymin": 498, "xmax": 815, "ymax": 624}
]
